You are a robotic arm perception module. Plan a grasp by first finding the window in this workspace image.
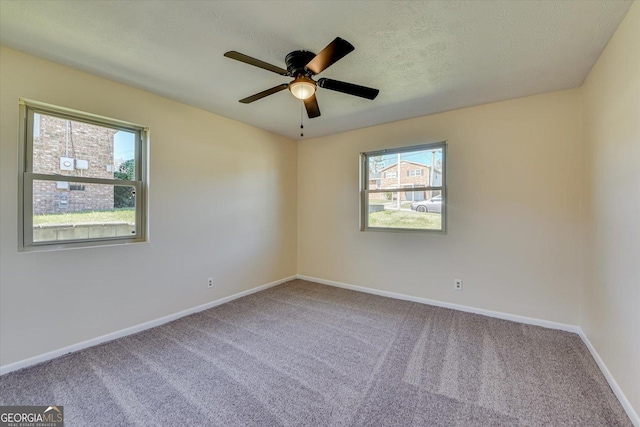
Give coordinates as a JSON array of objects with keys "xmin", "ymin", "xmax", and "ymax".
[
  {"xmin": 19, "ymin": 99, "xmax": 147, "ymax": 250},
  {"xmin": 360, "ymin": 142, "xmax": 446, "ymax": 232}
]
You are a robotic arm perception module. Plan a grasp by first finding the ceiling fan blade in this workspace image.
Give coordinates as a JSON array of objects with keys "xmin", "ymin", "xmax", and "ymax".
[
  {"xmin": 224, "ymin": 51, "xmax": 288, "ymax": 76},
  {"xmin": 304, "ymin": 94, "xmax": 321, "ymax": 118},
  {"xmin": 239, "ymin": 84, "xmax": 289, "ymax": 104},
  {"xmin": 317, "ymin": 78, "xmax": 379, "ymax": 100},
  {"xmin": 305, "ymin": 37, "xmax": 355, "ymax": 75}
]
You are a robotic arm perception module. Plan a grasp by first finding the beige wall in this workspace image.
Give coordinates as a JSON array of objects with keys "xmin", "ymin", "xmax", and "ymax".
[
  {"xmin": 581, "ymin": 1, "xmax": 640, "ymax": 414},
  {"xmin": 0, "ymin": 47, "xmax": 297, "ymax": 366},
  {"xmin": 298, "ymin": 89, "xmax": 582, "ymax": 325}
]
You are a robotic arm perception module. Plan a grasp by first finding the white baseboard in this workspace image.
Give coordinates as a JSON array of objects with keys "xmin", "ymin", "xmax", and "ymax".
[
  {"xmin": 0, "ymin": 275, "xmax": 296, "ymax": 376},
  {"xmin": 3, "ymin": 273, "xmax": 637, "ymax": 425},
  {"xmin": 296, "ymin": 274, "xmax": 638, "ymax": 426},
  {"xmin": 577, "ymin": 329, "xmax": 639, "ymax": 426},
  {"xmin": 296, "ymin": 275, "xmax": 580, "ymax": 333}
]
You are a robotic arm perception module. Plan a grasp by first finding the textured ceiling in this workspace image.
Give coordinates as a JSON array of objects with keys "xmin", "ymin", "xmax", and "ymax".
[{"xmin": 0, "ymin": 0, "xmax": 633, "ymax": 140}]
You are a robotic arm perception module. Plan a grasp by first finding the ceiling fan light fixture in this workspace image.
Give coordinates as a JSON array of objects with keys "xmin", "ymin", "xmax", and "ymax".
[
  {"xmin": 289, "ymin": 76, "xmax": 316, "ymax": 100},
  {"xmin": 225, "ymin": 38, "xmax": 379, "ymax": 121}
]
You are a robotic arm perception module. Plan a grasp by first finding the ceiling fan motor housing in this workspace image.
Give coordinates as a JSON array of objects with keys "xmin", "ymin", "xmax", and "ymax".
[{"xmin": 285, "ymin": 50, "xmax": 316, "ymax": 76}]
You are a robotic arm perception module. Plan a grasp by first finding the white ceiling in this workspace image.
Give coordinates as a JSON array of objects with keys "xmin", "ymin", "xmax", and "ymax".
[{"xmin": 0, "ymin": 1, "xmax": 633, "ymax": 140}]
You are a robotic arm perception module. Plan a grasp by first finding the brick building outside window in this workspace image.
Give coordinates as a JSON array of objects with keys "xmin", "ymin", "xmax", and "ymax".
[
  {"xmin": 370, "ymin": 160, "xmax": 442, "ymax": 202},
  {"xmin": 32, "ymin": 114, "xmax": 117, "ymax": 214}
]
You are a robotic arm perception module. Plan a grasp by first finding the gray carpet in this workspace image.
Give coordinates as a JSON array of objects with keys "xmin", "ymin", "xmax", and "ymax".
[{"xmin": 0, "ymin": 279, "xmax": 632, "ymax": 426}]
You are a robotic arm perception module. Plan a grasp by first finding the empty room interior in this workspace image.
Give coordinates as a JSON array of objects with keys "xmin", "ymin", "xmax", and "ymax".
[{"xmin": 0, "ymin": 1, "xmax": 638, "ymax": 426}]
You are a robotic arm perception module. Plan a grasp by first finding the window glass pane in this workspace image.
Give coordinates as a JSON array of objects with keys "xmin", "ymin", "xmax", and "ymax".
[
  {"xmin": 367, "ymin": 192, "xmax": 442, "ymax": 231},
  {"xmin": 32, "ymin": 113, "xmax": 136, "ymax": 180},
  {"xmin": 32, "ymin": 180, "xmax": 136, "ymax": 243},
  {"xmin": 368, "ymin": 147, "xmax": 443, "ymax": 190}
]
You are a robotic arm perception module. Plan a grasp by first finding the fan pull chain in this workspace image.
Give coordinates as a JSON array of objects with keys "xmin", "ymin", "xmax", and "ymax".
[{"xmin": 300, "ymin": 101, "xmax": 304, "ymax": 137}]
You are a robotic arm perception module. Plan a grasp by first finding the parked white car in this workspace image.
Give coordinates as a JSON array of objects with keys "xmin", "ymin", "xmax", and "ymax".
[{"xmin": 410, "ymin": 195, "xmax": 442, "ymax": 213}]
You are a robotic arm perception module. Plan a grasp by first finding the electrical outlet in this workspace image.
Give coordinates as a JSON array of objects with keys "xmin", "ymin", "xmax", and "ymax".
[
  {"xmin": 207, "ymin": 278, "xmax": 213, "ymax": 288},
  {"xmin": 454, "ymin": 279, "xmax": 463, "ymax": 291}
]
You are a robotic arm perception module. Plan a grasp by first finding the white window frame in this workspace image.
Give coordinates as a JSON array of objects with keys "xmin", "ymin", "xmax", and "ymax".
[
  {"xmin": 408, "ymin": 169, "xmax": 423, "ymax": 177},
  {"xmin": 384, "ymin": 171, "xmax": 397, "ymax": 179},
  {"xmin": 360, "ymin": 141, "xmax": 447, "ymax": 233},
  {"xmin": 18, "ymin": 99, "xmax": 148, "ymax": 251}
]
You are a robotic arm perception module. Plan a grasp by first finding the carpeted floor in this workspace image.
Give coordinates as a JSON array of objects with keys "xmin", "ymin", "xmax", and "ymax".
[{"xmin": 0, "ymin": 279, "xmax": 632, "ymax": 426}]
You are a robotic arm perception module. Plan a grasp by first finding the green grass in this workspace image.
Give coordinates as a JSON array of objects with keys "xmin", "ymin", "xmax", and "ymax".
[
  {"xmin": 33, "ymin": 209, "xmax": 135, "ymax": 226},
  {"xmin": 369, "ymin": 209, "xmax": 441, "ymax": 230}
]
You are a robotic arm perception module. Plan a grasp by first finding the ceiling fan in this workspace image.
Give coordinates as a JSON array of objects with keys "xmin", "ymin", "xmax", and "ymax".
[{"xmin": 224, "ymin": 37, "xmax": 379, "ymax": 119}]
